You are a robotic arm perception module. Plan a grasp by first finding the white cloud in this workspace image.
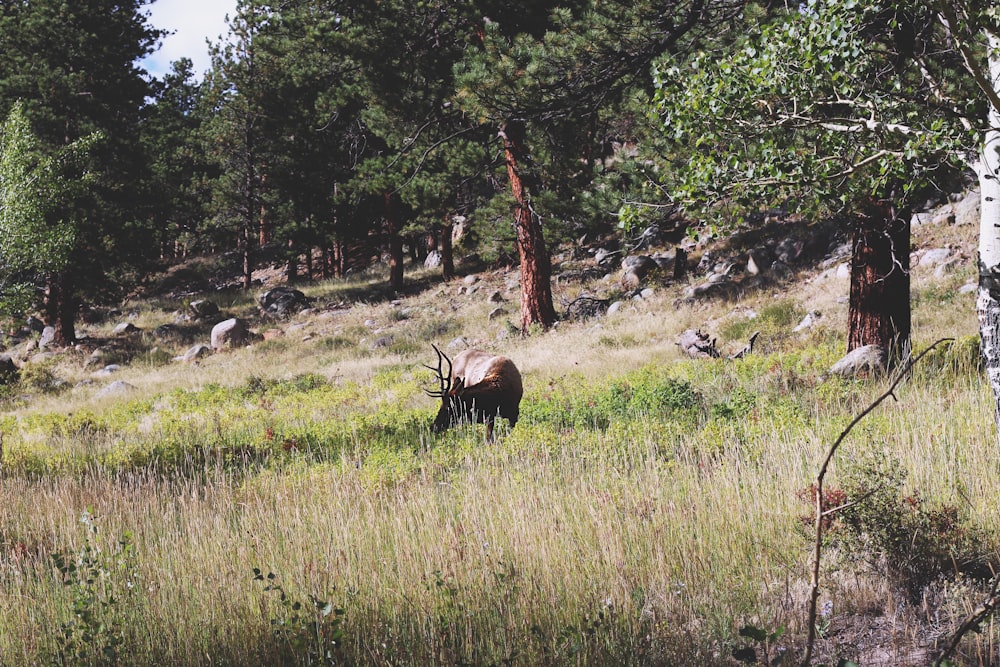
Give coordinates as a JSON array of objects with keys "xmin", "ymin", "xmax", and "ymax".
[{"xmin": 141, "ymin": 0, "xmax": 237, "ymax": 80}]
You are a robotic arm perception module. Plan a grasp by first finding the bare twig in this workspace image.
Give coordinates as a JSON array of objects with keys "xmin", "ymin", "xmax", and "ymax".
[
  {"xmin": 935, "ymin": 572, "xmax": 1000, "ymax": 665},
  {"xmin": 801, "ymin": 338, "xmax": 953, "ymax": 667}
]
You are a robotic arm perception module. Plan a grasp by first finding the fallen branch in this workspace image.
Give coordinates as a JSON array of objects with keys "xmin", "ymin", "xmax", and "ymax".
[{"xmin": 935, "ymin": 573, "xmax": 1000, "ymax": 665}]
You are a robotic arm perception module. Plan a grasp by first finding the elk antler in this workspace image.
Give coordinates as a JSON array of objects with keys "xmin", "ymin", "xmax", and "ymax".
[{"xmin": 423, "ymin": 343, "xmax": 453, "ymax": 397}]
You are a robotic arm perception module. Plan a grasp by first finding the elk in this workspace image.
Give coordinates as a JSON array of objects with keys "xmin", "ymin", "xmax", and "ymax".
[{"xmin": 424, "ymin": 344, "xmax": 523, "ymax": 442}]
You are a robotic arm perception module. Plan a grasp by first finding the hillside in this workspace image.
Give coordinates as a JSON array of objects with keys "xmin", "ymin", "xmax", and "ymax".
[{"xmin": 0, "ymin": 191, "xmax": 993, "ymax": 666}]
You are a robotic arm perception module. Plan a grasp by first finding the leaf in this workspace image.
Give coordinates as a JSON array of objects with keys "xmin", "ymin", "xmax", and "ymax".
[{"xmin": 739, "ymin": 624, "xmax": 769, "ymax": 642}]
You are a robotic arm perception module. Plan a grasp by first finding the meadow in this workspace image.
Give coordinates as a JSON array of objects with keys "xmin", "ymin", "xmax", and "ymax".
[{"xmin": 0, "ymin": 218, "xmax": 996, "ymax": 666}]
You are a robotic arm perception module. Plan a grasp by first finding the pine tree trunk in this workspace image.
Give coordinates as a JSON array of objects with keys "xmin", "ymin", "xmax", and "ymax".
[
  {"xmin": 441, "ymin": 214, "xmax": 455, "ymax": 281},
  {"xmin": 45, "ymin": 272, "xmax": 77, "ymax": 346},
  {"xmin": 848, "ymin": 196, "xmax": 910, "ymax": 366},
  {"xmin": 242, "ymin": 212, "xmax": 255, "ymax": 290},
  {"xmin": 286, "ymin": 238, "xmax": 298, "ymax": 283},
  {"xmin": 499, "ymin": 120, "xmax": 556, "ymax": 333},
  {"xmin": 977, "ymin": 30, "xmax": 1000, "ymax": 442},
  {"xmin": 385, "ymin": 192, "xmax": 404, "ymax": 291},
  {"xmin": 258, "ymin": 171, "xmax": 270, "ymax": 246}
]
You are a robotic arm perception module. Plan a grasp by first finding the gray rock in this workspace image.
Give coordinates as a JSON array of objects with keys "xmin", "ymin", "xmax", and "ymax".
[
  {"xmin": 423, "ymin": 250, "xmax": 442, "ymax": 269},
  {"xmin": 607, "ymin": 301, "xmax": 623, "ymax": 314},
  {"xmin": 371, "ymin": 336, "xmax": 393, "ymax": 349},
  {"xmin": 677, "ymin": 329, "xmax": 720, "ymax": 358},
  {"xmin": 918, "ymin": 248, "xmax": 952, "ymax": 267},
  {"xmin": 934, "ymin": 257, "xmax": 962, "ymax": 278},
  {"xmin": 259, "ymin": 287, "xmax": 311, "ymax": 319},
  {"xmin": 792, "ymin": 311, "xmax": 821, "ymax": 333},
  {"xmin": 112, "ymin": 322, "xmax": 139, "ymax": 336},
  {"xmin": 39, "ymin": 326, "xmax": 56, "ymax": 349},
  {"xmin": 211, "ymin": 318, "xmax": 249, "ymax": 351},
  {"xmin": 189, "ymin": 299, "xmax": 220, "ymax": 320},
  {"xmin": 488, "ymin": 290, "xmax": 505, "ymax": 303},
  {"xmin": 94, "ymin": 364, "xmax": 122, "ymax": 377},
  {"xmin": 593, "ymin": 248, "xmax": 617, "ymax": 266},
  {"xmin": 95, "ymin": 380, "xmax": 136, "ymax": 398},
  {"xmin": 180, "ymin": 344, "xmax": 212, "ymax": 363},
  {"xmin": 776, "ymin": 237, "xmax": 804, "ymax": 264},
  {"xmin": 447, "ymin": 337, "xmax": 469, "ymax": 350},
  {"xmin": 488, "ymin": 307, "xmax": 508, "ymax": 321},
  {"xmin": 621, "ymin": 254, "xmax": 657, "ymax": 272},
  {"xmin": 959, "ymin": 282, "xmax": 978, "ymax": 294},
  {"xmin": 829, "ymin": 345, "xmax": 886, "ymax": 376},
  {"xmin": 463, "ymin": 274, "xmax": 479, "ymax": 285}
]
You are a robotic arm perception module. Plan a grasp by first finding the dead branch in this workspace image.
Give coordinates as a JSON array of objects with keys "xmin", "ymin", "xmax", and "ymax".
[{"xmin": 801, "ymin": 338, "xmax": 953, "ymax": 667}]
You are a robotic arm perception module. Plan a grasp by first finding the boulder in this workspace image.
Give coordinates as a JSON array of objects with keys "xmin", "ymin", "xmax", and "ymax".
[
  {"xmin": 423, "ymin": 250, "xmax": 442, "ymax": 269},
  {"xmin": 112, "ymin": 322, "xmax": 139, "ymax": 336},
  {"xmin": 677, "ymin": 329, "xmax": 721, "ymax": 359},
  {"xmin": 565, "ymin": 296, "xmax": 610, "ymax": 321},
  {"xmin": 180, "ymin": 344, "xmax": 212, "ymax": 363},
  {"xmin": 829, "ymin": 345, "xmax": 886, "ymax": 377},
  {"xmin": 621, "ymin": 255, "xmax": 658, "ymax": 288},
  {"xmin": 38, "ymin": 326, "xmax": 56, "ymax": 349},
  {"xmin": 792, "ymin": 311, "xmax": 821, "ymax": 333},
  {"xmin": 258, "ymin": 287, "xmax": 311, "ymax": 319},
  {"xmin": 189, "ymin": 299, "xmax": 220, "ymax": 320},
  {"xmin": 95, "ymin": 380, "xmax": 136, "ymax": 398},
  {"xmin": 918, "ymin": 247, "xmax": 953, "ymax": 267},
  {"xmin": 211, "ymin": 318, "xmax": 249, "ymax": 351}
]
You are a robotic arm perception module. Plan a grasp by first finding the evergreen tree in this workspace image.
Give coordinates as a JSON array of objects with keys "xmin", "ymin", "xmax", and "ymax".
[
  {"xmin": 141, "ymin": 59, "xmax": 216, "ymax": 260},
  {"xmin": 0, "ymin": 102, "xmax": 96, "ymax": 321},
  {"xmin": 0, "ymin": 0, "xmax": 164, "ymax": 343},
  {"xmin": 455, "ymin": 0, "xmax": 713, "ymax": 332}
]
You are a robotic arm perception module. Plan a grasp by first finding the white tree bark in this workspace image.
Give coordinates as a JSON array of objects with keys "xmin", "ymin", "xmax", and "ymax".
[{"xmin": 976, "ymin": 31, "xmax": 1000, "ymax": 442}]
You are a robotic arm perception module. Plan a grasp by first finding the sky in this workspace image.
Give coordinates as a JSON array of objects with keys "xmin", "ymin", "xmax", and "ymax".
[{"xmin": 140, "ymin": 0, "xmax": 238, "ymax": 80}]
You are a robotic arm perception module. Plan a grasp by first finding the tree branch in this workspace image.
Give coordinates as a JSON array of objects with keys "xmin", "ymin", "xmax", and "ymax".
[{"xmin": 801, "ymin": 338, "xmax": 953, "ymax": 667}]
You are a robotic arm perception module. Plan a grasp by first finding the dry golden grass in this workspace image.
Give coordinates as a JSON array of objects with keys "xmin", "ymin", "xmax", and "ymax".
[{"xmin": 0, "ymin": 214, "xmax": 995, "ymax": 665}]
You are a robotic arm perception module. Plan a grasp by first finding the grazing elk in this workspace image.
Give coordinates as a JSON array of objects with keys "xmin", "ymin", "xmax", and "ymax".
[{"xmin": 424, "ymin": 344, "xmax": 523, "ymax": 442}]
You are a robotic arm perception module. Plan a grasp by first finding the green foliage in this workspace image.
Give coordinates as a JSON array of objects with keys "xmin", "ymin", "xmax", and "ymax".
[
  {"xmin": 731, "ymin": 623, "xmax": 789, "ymax": 665},
  {"xmin": 914, "ymin": 335, "xmax": 984, "ymax": 380},
  {"xmin": 834, "ymin": 450, "xmax": 993, "ymax": 602},
  {"xmin": 651, "ymin": 0, "xmax": 975, "ymax": 226},
  {"xmin": 49, "ymin": 511, "xmax": 138, "ymax": 666},
  {"xmin": 720, "ymin": 301, "xmax": 804, "ymax": 344},
  {"xmin": 17, "ymin": 359, "xmax": 66, "ymax": 395},
  {"xmin": 0, "ymin": 102, "xmax": 87, "ymax": 319},
  {"xmin": 525, "ymin": 367, "xmax": 703, "ymax": 431},
  {"xmin": 253, "ymin": 568, "xmax": 345, "ymax": 666}
]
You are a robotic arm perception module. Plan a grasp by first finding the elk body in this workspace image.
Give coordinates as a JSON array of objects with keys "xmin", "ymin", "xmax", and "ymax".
[{"xmin": 425, "ymin": 345, "xmax": 523, "ymax": 442}]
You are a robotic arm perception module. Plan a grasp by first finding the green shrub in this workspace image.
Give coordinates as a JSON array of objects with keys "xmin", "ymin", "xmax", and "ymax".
[
  {"xmin": 832, "ymin": 450, "xmax": 993, "ymax": 602},
  {"xmin": 18, "ymin": 359, "xmax": 66, "ymax": 394}
]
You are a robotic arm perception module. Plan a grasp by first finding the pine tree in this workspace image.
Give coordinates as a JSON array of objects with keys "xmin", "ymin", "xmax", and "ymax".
[{"xmin": 0, "ymin": 0, "xmax": 164, "ymax": 343}]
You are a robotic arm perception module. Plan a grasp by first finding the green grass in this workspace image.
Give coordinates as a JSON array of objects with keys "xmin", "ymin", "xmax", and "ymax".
[
  {"xmin": 0, "ymin": 340, "xmax": 995, "ymax": 665},
  {"xmin": 0, "ymin": 223, "xmax": 995, "ymax": 665}
]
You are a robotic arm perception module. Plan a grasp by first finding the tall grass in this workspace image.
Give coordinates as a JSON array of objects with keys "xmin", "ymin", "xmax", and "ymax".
[
  {"xmin": 0, "ymin": 229, "xmax": 994, "ymax": 664},
  {"xmin": 0, "ymin": 337, "xmax": 995, "ymax": 665}
]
